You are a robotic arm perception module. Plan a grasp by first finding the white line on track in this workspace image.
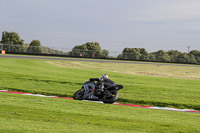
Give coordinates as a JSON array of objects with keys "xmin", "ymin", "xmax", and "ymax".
[{"xmin": 1, "ymin": 90, "xmax": 200, "ymax": 113}]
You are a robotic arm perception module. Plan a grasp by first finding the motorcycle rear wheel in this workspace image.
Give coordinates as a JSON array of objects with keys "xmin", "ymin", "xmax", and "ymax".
[
  {"xmin": 73, "ymin": 89, "xmax": 84, "ymax": 100},
  {"xmin": 102, "ymin": 90, "xmax": 119, "ymax": 104}
]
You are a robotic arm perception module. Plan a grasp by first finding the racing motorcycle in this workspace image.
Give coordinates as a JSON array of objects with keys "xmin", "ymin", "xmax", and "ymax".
[{"xmin": 73, "ymin": 78, "xmax": 123, "ymax": 103}]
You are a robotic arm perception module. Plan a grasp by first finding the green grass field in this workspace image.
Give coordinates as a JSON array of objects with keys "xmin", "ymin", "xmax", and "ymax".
[
  {"xmin": 0, "ymin": 92, "xmax": 200, "ymax": 133},
  {"xmin": 0, "ymin": 56, "xmax": 200, "ymax": 132}
]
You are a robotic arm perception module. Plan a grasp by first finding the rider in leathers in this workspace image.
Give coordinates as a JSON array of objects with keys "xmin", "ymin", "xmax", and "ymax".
[
  {"xmin": 94, "ymin": 74, "xmax": 115, "ymax": 96},
  {"xmin": 101, "ymin": 74, "xmax": 114, "ymax": 89}
]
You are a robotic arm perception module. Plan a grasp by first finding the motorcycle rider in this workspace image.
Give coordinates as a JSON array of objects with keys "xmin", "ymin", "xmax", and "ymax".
[
  {"xmin": 101, "ymin": 74, "xmax": 114, "ymax": 89},
  {"xmin": 94, "ymin": 74, "xmax": 114, "ymax": 96}
]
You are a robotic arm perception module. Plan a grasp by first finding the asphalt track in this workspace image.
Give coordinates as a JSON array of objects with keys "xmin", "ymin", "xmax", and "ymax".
[{"xmin": 1, "ymin": 54, "xmax": 200, "ymax": 67}]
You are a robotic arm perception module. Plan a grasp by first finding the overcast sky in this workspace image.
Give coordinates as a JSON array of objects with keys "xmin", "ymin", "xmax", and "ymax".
[{"xmin": 1, "ymin": 0, "xmax": 200, "ymax": 55}]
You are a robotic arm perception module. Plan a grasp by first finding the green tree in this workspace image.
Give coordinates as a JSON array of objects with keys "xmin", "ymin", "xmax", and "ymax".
[
  {"xmin": 148, "ymin": 53, "xmax": 157, "ymax": 62},
  {"xmin": 117, "ymin": 54, "xmax": 123, "ymax": 59},
  {"xmin": 178, "ymin": 53, "xmax": 190, "ymax": 63},
  {"xmin": 27, "ymin": 40, "xmax": 42, "ymax": 53},
  {"xmin": 1, "ymin": 31, "xmax": 24, "ymax": 45},
  {"xmin": 189, "ymin": 50, "xmax": 200, "ymax": 57},
  {"xmin": 167, "ymin": 50, "xmax": 181, "ymax": 63},
  {"xmin": 1, "ymin": 31, "xmax": 24, "ymax": 52},
  {"xmin": 189, "ymin": 50, "xmax": 200, "ymax": 64},
  {"xmin": 188, "ymin": 54, "xmax": 197, "ymax": 64},
  {"xmin": 139, "ymin": 48, "xmax": 149, "ymax": 61},
  {"xmin": 100, "ymin": 49, "xmax": 109, "ymax": 58},
  {"xmin": 154, "ymin": 50, "xmax": 170, "ymax": 62},
  {"xmin": 121, "ymin": 48, "xmax": 148, "ymax": 61},
  {"xmin": 71, "ymin": 42, "xmax": 109, "ymax": 58}
]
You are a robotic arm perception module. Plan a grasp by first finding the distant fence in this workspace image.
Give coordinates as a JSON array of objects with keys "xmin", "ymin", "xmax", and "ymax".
[
  {"xmin": 0, "ymin": 43, "xmax": 121, "ymax": 58},
  {"xmin": 0, "ymin": 44, "xmax": 67, "ymax": 55},
  {"xmin": 1, "ymin": 43, "xmax": 200, "ymax": 65}
]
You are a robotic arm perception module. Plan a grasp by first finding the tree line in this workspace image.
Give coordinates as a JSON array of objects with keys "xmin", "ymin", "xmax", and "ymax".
[
  {"xmin": 118, "ymin": 48, "xmax": 200, "ymax": 64},
  {"xmin": 69, "ymin": 42, "xmax": 109, "ymax": 58},
  {"xmin": 0, "ymin": 31, "xmax": 63, "ymax": 54},
  {"xmin": 1, "ymin": 31, "xmax": 200, "ymax": 64},
  {"xmin": 0, "ymin": 31, "xmax": 42, "ymax": 53}
]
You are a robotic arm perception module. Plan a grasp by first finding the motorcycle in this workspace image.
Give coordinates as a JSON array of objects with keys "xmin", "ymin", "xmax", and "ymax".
[{"xmin": 73, "ymin": 78, "xmax": 123, "ymax": 103}]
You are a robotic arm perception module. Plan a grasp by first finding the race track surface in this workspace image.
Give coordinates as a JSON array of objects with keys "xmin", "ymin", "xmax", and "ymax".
[{"xmin": 1, "ymin": 54, "xmax": 200, "ymax": 67}]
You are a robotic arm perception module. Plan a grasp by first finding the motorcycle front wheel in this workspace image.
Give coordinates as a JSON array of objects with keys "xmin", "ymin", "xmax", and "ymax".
[
  {"xmin": 102, "ymin": 90, "xmax": 119, "ymax": 104},
  {"xmin": 73, "ymin": 89, "xmax": 84, "ymax": 100}
]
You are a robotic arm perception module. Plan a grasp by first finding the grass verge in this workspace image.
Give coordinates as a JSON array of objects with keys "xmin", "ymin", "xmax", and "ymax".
[
  {"xmin": 0, "ymin": 92, "xmax": 199, "ymax": 133},
  {"xmin": 0, "ymin": 57, "xmax": 200, "ymax": 110}
]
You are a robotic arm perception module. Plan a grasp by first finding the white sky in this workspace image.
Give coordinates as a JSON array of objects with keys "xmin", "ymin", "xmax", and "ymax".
[{"xmin": 1, "ymin": 0, "xmax": 200, "ymax": 55}]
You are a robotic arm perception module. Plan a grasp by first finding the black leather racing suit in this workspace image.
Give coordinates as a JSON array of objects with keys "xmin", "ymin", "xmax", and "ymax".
[{"xmin": 102, "ymin": 78, "xmax": 114, "ymax": 89}]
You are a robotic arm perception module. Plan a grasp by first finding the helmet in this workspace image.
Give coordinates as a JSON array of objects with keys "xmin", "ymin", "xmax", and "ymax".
[{"xmin": 101, "ymin": 74, "xmax": 109, "ymax": 79}]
